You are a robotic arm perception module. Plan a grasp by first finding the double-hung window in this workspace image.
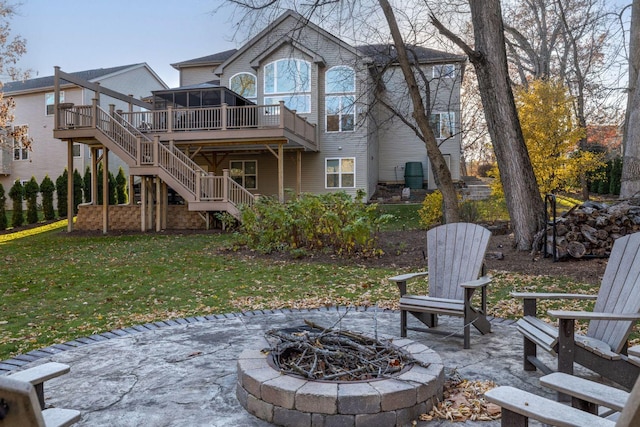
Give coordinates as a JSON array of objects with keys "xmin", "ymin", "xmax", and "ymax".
[
  {"xmin": 45, "ymin": 91, "xmax": 64, "ymax": 115},
  {"xmin": 230, "ymin": 160, "xmax": 257, "ymax": 190},
  {"xmin": 325, "ymin": 66, "xmax": 355, "ymax": 132},
  {"xmin": 230, "ymin": 73, "xmax": 257, "ymax": 103},
  {"xmin": 264, "ymin": 59, "xmax": 311, "ymax": 113},
  {"xmin": 325, "ymin": 158, "xmax": 355, "ymax": 189},
  {"xmin": 432, "ymin": 64, "xmax": 456, "ymax": 79},
  {"xmin": 13, "ymin": 125, "xmax": 29, "ymax": 161},
  {"xmin": 429, "ymin": 112, "xmax": 455, "ymax": 139}
]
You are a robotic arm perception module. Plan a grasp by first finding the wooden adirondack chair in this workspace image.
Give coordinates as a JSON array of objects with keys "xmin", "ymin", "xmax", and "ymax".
[
  {"xmin": 0, "ymin": 376, "xmax": 80, "ymax": 427},
  {"xmin": 513, "ymin": 231, "xmax": 640, "ymax": 390},
  {"xmin": 389, "ymin": 222, "xmax": 492, "ymax": 349},
  {"xmin": 485, "ymin": 372, "xmax": 640, "ymax": 426}
]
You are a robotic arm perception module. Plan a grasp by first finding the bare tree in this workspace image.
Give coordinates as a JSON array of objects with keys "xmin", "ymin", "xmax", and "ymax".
[
  {"xmin": 432, "ymin": 0, "xmax": 547, "ymax": 250},
  {"xmin": 621, "ymin": 0, "xmax": 640, "ymax": 198}
]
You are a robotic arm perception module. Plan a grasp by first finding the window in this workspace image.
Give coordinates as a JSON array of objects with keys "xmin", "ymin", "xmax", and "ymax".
[
  {"xmin": 45, "ymin": 91, "xmax": 64, "ymax": 115},
  {"xmin": 325, "ymin": 158, "xmax": 355, "ymax": 188},
  {"xmin": 433, "ymin": 64, "xmax": 456, "ymax": 79},
  {"xmin": 264, "ymin": 59, "xmax": 311, "ymax": 113},
  {"xmin": 325, "ymin": 66, "xmax": 355, "ymax": 132},
  {"xmin": 73, "ymin": 143, "xmax": 81, "ymax": 157},
  {"xmin": 429, "ymin": 112, "xmax": 455, "ymax": 139},
  {"xmin": 230, "ymin": 160, "xmax": 257, "ymax": 190},
  {"xmin": 13, "ymin": 125, "xmax": 29, "ymax": 161},
  {"xmin": 230, "ymin": 73, "xmax": 257, "ymax": 103}
]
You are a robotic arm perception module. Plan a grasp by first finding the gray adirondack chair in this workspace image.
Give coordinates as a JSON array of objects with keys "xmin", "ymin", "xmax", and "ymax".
[
  {"xmin": 513, "ymin": 231, "xmax": 640, "ymax": 390},
  {"xmin": 389, "ymin": 222, "xmax": 492, "ymax": 349},
  {"xmin": 485, "ymin": 372, "xmax": 640, "ymax": 426},
  {"xmin": 0, "ymin": 375, "xmax": 80, "ymax": 427}
]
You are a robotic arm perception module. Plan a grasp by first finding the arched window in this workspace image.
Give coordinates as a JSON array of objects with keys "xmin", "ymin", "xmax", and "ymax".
[
  {"xmin": 263, "ymin": 59, "xmax": 311, "ymax": 113},
  {"xmin": 230, "ymin": 73, "xmax": 257, "ymax": 103},
  {"xmin": 325, "ymin": 66, "xmax": 355, "ymax": 132}
]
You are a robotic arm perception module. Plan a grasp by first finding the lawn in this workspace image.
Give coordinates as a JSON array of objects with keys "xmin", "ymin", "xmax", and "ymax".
[{"xmin": 0, "ymin": 206, "xmax": 612, "ymax": 361}]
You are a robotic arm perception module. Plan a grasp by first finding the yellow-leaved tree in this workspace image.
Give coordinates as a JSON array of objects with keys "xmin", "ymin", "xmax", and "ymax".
[{"xmin": 490, "ymin": 79, "xmax": 603, "ymax": 196}]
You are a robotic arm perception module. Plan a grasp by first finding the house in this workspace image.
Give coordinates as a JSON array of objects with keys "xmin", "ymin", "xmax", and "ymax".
[
  {"xmin": 52, "ymin": 10, "xmax": 465, "ymax": 232},
  {"xmin": 0, "ymin": 63, "xmax": 168, "ymax": 198}
]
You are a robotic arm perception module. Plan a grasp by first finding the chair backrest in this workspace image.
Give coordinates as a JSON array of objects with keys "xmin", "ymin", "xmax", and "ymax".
[
  {"xmin": 0, "ymin": 376, "xmax": 45, "ymax": 427},
  {"xmin": 426, "ymin": 222, "xmax": 491, "ymax": 301},
  {"xmin": 617, "ymin": 372, "xmax": 640, "ymax": 426},
  {"xmin": 588, "ymin": 232, "xmax": 640, "ymax": 353}
]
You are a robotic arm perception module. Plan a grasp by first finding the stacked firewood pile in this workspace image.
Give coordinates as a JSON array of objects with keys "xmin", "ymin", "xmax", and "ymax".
[
  {"xmin": 265, "ymin": 320, "xmax": 428, "ymax": 381},
  {"xmin": 547, "ymin": 198, "xmax": 640, "ymax": 259}
]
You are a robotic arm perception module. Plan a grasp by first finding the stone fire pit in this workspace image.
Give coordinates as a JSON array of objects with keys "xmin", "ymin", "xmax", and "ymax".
[{"xmin": 236, "ymin": 328, "xmax": 444, "ymax": 427}]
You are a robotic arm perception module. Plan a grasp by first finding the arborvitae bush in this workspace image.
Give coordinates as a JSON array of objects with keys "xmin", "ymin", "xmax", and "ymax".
[
  {"xmin": 609, "ymin": 157, "xmax": 622, "ymax": 195},
  {"xmin": 597, "ymin": 161, "xmax": 612, "ymax": 194},
  {"xmin": 56, "ymin": 169, "xmax": 68, "ymax": 218},
  {"xmin": 116, "ymin": 167, "xmax": 128, "ymax": 204},
  {"xmin": 24, "ymin": 176, "xmax": 40, "ymax": 224},
  {"xmin": 40, "ymin": 175, "xmax": 56, "ymax": 220},
  {"xmin": 73, "ymin": 169, "xmax": 83, "ymax": 214},
  {"xmin": 108, "ymin": 172, "xmax": 117, "ymax": 205},
  {"xmin": 9, "ymin": 180, "xmax": 24, "ymax": 227},
  {"xmin": 83, "ymin": 166, "xmax": 91, "ymax": 203},
  {"xmin": 0, "ymin": 183, "xmax": 7, "ymax": 230}
]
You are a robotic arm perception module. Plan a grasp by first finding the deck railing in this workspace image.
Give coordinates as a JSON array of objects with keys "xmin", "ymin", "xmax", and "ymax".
[
  {"xmin": 200, "ymin": 171, "xmax": 254, "ymax": 208},
  {"xmin": 119, "ymin": 102, "xmax": 315, "ymax": 146}
]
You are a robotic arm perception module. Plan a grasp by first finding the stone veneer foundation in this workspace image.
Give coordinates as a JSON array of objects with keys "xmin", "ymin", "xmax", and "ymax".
[
  {"xmin": 75, "ymin": 204, "xmax": 208, "ymax": 231},
  {"xmin": 236, "ymin": 334, "xmax": 444, "ymax": 427}
]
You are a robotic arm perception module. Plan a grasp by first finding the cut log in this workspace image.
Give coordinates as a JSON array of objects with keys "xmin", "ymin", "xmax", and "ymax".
[{"xmin": 567, "ymin": 241, "xmax": 586, "ymax": 258}]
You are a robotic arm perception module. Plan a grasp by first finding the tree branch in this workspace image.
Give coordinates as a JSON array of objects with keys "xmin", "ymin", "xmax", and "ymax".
[{"xmin": 430, "ymin": 13, "xmax": 482, "ymax": 63}]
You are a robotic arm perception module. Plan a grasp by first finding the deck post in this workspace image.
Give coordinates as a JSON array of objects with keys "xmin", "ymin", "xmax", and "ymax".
[
  {"xmin": 162, "ymin": 182, "xmax": 168, "ymax": 230},
  {"xmin": 279, "ymin": 101, "xmax": 285, "ymax": 128},
  {"xmin": 167, "ymin": 106, "xmax": 173, "ymax": 132},
  {"xmin": 141, "ymin": 177, "xmax": 147, "ymax": 231},
  {"xmin": 278, "ymin": 144, "xmax": 284, "ymax": 203},
  {"xmin": 195, "ymin": 173, "xmax": 201, "ymax": 202},
  {"xmin": 102, "ymin": 146, "xmax": 109, "ymax": 234},
  {"xmin": 297, "ymin": 151, "xmax": 302, "ymax": 195},
  {"xmin": 67, "ymin": 140, "xmax": 74, "ymax": 232},
  {"xmin": 223, "ymin": 169, "xmax": 229, "ymax": 203},
  {"xmin": 155, "ymin": 178, "xmax": 161, "ymax": 232},
  {"xmin": 91, "ymin": 148, "xmax": 98, "ymax": 204},
  {"xmin": 54, "ymin": 66, "xmax": 60, "ymax": 131},
  {"xmin": 221, "ymin": 104, "xmax": 228, "ymax": 130},
  {"xmin": 91, "ymin": 98, "xmax": 98, "ymax": 128},
  {"xmin": 153, "ymin": 135, "xmax": 160, "ymax": 166}
]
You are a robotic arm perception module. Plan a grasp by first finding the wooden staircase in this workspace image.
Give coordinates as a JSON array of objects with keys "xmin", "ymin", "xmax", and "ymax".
[{"xmin": 59, "ymin": 103, "xmax": 254, "ymax": 219}]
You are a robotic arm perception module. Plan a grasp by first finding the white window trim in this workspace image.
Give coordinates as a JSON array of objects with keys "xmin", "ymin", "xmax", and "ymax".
[
  {"xmin": 325, "ymin": 66, "xmax": 356, "ymax": 133},
  {"xmin": 263, "ymin": 59, "xmax": 311, "ymax": 113},
  {"xmin": 325, "ymin": 157, "xmax": 356, "ymax": 189},
  {"xmin": 430, "ymin": 111, "xmax": 455, "ymax": 139}
]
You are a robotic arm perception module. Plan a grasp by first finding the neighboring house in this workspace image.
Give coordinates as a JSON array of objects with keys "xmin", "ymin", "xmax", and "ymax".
[
  {"xmin": 52, "ymin": 10, "xmax": 465, "ymax": 232},
  {"xmin": 0, "ymin": 63, "xmax": 168, "ymax": 197}
]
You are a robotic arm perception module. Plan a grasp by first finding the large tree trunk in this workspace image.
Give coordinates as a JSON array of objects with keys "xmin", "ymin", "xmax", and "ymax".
[
  {"xmin": 469, "ymin": 0, "xmax": 546, "ymax": 249},
  {"xmin": 378, "ymin": 0, "xmax": 460, "ymax": 224},
  {"xmin": 621, "ymin": 0, "xmax": 640, "ymax": 198},
  {"xmin": 434, "ymin": 1, "xmax": 546, "ymax": 249}
]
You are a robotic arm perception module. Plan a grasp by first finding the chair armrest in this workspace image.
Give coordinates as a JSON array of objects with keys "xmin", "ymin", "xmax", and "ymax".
[
  {"xmin": 511, "ymin": 292, "xmax": 597, "ymax": 300},
  {"xmin": 9, "ymin": 362, "xmax": 70, "ymax": 386},
  {"xmin": 388, "ymin": 271, "xmax": 428, "ymax": 283},
  {"xmin": 548, "ymin": 310, "xmax": 640, "ymax": 321},
  {"xmin": 484, "ymin": 386, "xmax": 614, "ymax": 427},
  {"xmin": 540, "ymin": 372, "xmax": 628, "ymax": 412},
  {"xmin": 461, "ymin": 275, "xmax": 491, "ymax": 288}
]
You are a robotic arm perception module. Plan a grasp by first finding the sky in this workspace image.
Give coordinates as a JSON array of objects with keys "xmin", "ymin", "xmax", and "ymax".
[{"xmin": 9, "ymin": 0, "xmax": 241, "ymax": 88}]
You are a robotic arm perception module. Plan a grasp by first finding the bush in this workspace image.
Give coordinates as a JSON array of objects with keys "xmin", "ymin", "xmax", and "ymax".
[
  {"xmin": 238, "ymin": 190, "xmax": 391, "ymax": 256},
  {"xmin": 116, "ymin": 167, "xmax": 128, "ymax": 204},
  {"xmin": 418, "ymin": 190, "xmax": 443, "ymax": 228},
  {"xmin": 56, "ymin": 169, "xmax": 68, "ymax": 218},
  {"xmin": 40, "ymin": 175, "xmax": 56, "ymax": 220},
  {"xmin": 9, "ymin": 180, "xmax": 24, "ymax": 227},
  {"xmin": 24, "ymin": 176, "xmax": 40, "ymax": 224},
  {"xmin": 459, "ymin": 199, "xmax": 481, "ymax": 223},
  {"xmin": 0, "ymin": 183, "xmax": 7, "ymax": 230},
  {"xmin": 73, "ymin": 169, "xmax": 83, "ymax": 214},
  {"xmin": 83, "ymin": 166, "xmax": 91, "ymax": 203}
]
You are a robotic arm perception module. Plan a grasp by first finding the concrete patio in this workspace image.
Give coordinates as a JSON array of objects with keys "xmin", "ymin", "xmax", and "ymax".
[{"xmin": 0, "ymin": 307, "xmax": 600, "ymax": 426}]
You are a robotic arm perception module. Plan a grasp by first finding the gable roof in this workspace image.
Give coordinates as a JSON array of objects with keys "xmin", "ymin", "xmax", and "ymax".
[
  {"xmin": 170, "ymin": 49, "xmax": 238, "ymax": 70},
  {"xmin": 2, "ymin": 63, "xmax": 162, "ymax": 95},
  {"xmin": 356, "ymin": 44, "xmax": 466, "ymax": 66}
]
